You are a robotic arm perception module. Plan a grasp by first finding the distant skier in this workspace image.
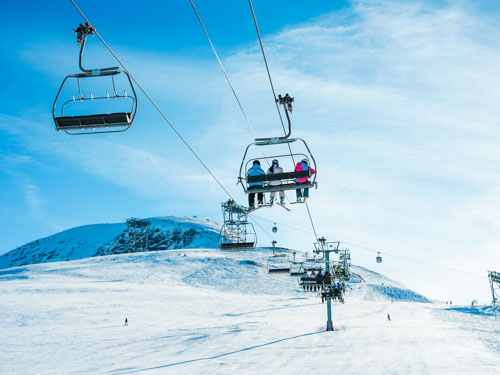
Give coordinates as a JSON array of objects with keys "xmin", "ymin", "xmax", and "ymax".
[
  {"xmin": 124, "ymin": 318, "xmax": 128, "ymax": 326},
  {"xmin": 387, "ymin": 313, "xmax": 391, "ymax": 321}
]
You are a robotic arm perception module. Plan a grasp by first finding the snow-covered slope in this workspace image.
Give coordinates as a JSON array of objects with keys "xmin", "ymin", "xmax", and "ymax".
[
  {"xmin": 0, "ymin": 249, "xmax": 498, "ymax": 375},
  {"xmin": 350, "ymin": 266, "xmax": 430, "ymax": 303},
  {"xmin": 0, "ymin": 216, "xmax": 220, "ymax": 270}
]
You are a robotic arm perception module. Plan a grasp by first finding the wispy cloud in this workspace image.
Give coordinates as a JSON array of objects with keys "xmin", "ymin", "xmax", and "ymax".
[{"xmin": 24, "ymin": 183, "xmax": 42, "ymax": 217}]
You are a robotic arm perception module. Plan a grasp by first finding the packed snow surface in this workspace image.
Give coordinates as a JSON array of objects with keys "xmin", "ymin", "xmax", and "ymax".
[{"xmin": 0, "ymin": 248, "xmax": 498, "ymax": 374}]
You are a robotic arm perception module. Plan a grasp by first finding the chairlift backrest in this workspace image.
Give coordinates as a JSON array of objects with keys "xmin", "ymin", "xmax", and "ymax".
[{"xmin": 238, "ymin": 138, "xmax": 317, "ymax": 195}]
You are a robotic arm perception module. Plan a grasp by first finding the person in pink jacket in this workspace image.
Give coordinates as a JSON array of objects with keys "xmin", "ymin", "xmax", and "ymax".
[{"xmin": 294, "ymin": 158, "xmax": 315, "ymax": 202}]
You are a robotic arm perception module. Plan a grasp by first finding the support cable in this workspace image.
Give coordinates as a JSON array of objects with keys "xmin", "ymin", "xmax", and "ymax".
[
  {"xmin": 305, "ymin": 202, "xmax": 318, "ymax": 240},
  {"xmin": 189, "ymin": 0, "xmax": 270, "ymax": 167},
  {"xmin": 248, "ymin": 0, "xmax": 287, "ymax": 135},
  {"xmin": 71, "ymin": 0, "xmax": 232, "ymax": 198},
  {"xmin": 252, "ymin": 214, "xmax": 487, "ymax": 280},
  {"xmin": 70, "ymin": 0, "xmax": 275, "ymax": 243},
  {"xmin": 189, "ymin": 0, "xmax": 256, "ymax": 139},
  {"xmin": 249, "ymin": 0, "xmax": 322, "ymax": 240}
]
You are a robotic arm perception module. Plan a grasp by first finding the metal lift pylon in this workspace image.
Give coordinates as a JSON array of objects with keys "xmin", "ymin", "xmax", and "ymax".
[{"xmin": 313, "ymin": 237, "xmax": 340, "ymax": 332}]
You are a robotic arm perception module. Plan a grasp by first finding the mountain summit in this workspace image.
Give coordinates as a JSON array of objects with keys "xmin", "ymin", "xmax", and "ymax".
[{"xmin": 0, "ymin": 216, "xmax": 220, "ymax": 270}]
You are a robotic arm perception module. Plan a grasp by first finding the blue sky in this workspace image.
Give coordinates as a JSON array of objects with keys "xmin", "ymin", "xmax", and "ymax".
[{"xmin": 1, "ymin": 0, "xmax": 500, "ymax": 303}]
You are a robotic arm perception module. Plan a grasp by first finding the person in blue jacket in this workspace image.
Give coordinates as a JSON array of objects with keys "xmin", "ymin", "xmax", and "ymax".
[{"xmin": 247, "ymin": 160, "xmax": 265, "ymax": 210}]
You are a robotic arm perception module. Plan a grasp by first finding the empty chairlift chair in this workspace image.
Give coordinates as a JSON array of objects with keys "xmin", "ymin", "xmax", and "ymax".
[
  {"xmin": 218, "ymin": 200, "xmax": 257, "ymax": 250},
  {"xmin": 266, "ymin": 241, "xmax": 291, "ymax": 273},
  {"xmin": 53, "ymin": 23, "xmax": 137, "ymax": 135},
  {"xmin": 219, "ymin": 222, "xmax": 256, "ymax": 250}
]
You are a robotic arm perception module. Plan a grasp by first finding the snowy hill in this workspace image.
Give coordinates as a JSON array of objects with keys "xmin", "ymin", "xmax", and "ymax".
[
  {"xmin": 0, "ymin": 248, "xmax": 498, "ymax": 374},
  {"xmin": 0, "ymin": 216, "xmax": 220, "ymax": 270},
  {"xmin": 350, "ymin": 265, "xmax": 430, "ymax": 303}
]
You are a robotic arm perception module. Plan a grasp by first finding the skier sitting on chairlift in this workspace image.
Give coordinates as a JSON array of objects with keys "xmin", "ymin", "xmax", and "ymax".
[
  {"xmin": 267, "ymin": 159, "xmax": 285, "ymax": 205},
  {"xmin": 247, "ymin": 160, "xmax": 265, "ymax": 210},
  {"xmin": 294, "ymin": 158, "xmax": 316, "ymax": 202},
  {"xmin": 324, "ymin": 271, "xmax": 331, "ymax": 284},
  {"xmin": 316, "ymin": 270, "xmax": 323, "ymax": 281},
  {"xmin": 307, "ymin": 271, "xmax": 316, "ymax": 291},
  {"xmin": 335, "ymin": 268, "xmax": 341, "ymax": 278}
]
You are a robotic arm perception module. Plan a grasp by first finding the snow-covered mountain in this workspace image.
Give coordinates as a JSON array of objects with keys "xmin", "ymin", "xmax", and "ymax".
[{"xmin": 0, "ymin": 216, "xmax": 220, "ymax": 270}]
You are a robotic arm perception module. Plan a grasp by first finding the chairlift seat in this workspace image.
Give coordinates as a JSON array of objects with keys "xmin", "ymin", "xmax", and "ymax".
[
  {"xmin": 303, "ymin": 267, "xmax": 323, "ymax": 272},
  {"xmin": 220, "ymin": 242, "xmax": 255, "ymax": 250},
  {"xmin": 246, "ymin": 170, "xmax": 310, "ymax": 183},
  {"xmin": 300, "ymin": 276, "xmax": 332, "ymax": 285},
  {"xmin": 55, "ymin": 112, "xmax": 132, "ymax": 131},
  {"xmin": 268, "ymin": 267, "xmax": 291, "ymax": 273},
  {"xmin": 245, "ymin": 171, "xmax": 314, "ymax": 194},
  {"xmin": 245, "ymin": 182, "xmax": 315, "ymax": 194}
]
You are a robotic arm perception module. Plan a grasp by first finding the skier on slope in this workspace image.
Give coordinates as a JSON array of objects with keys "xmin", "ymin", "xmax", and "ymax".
[
  {"xmin": 267, "ymin": 159, "xmax": 285, "ymax": 205},
  {"xmin": 247, "ymin": 160, "xmax": 265, "ymax": 210}
]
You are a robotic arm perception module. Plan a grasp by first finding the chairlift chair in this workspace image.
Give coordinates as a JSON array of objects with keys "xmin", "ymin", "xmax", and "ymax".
[
  {"xmin": 266, "ymin": 242, "xmax": 291, "ymax": 273},
  {"xmin": 53, "ymin": 23, "xmax": 137, "ymax": 135},
  {"xmin": 219, "ymin": 221, "xmax": 257, "ymax": 251},
  {"xmin": 238, "ymin": 94, "xmax": 317, "ymax": 197},
  {"xmin": 376, "ymin": 252, "xmax": 383, "ymax": 263},
  {"xmin": 296, "ymin": 260, "xmax": 331, "ymax": 291},
  {"xmin": 272, "ymin": 223, "xmax": 277, "ymax": 233},
  {"xmin": 289, "ymin": 261, "xmax": 304, "ymax": 276}
]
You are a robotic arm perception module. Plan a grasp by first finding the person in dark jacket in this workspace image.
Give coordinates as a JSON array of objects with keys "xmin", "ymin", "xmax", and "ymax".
[{"xmin": 247, "ymin": 160, "xmax": 265, "ymax": 210}]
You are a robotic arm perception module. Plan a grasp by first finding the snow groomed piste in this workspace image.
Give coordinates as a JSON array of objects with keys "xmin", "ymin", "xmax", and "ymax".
[{"xmin": 1, "ymin": 248, "xmax": 499, "ymax": 374}]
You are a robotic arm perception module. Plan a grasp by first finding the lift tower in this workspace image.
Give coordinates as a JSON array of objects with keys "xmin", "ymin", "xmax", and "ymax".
[
  {"xmin": 488, "ymin": 270, "xmax": 500, "ymax": 306},
  {"xmin": 219, "ymin": 200, "xmax": 256, "ymax": 250},
  {"xmin": 126, "ymin": 218, "xmax": 151, "ymax": 253},
  {"xmin": 314, "ymin": 237, "xmax": 340, "ymax": 331}
]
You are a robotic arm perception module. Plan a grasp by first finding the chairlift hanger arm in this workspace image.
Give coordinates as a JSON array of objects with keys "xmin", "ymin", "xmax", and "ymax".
[
  {"xmin": 74, "ymin": 22, "xmax": 119, "ymax": 74},
  {"xmin": 254, "ymin": 93, "xmax": 294, "ymax": 142}
]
